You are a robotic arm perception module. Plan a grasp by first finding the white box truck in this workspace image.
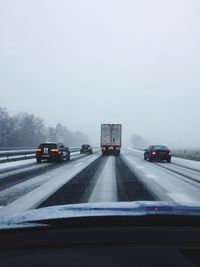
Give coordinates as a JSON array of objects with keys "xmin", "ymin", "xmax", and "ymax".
[{"xmin": 101, "ymin": 124, "xmax": 122, "ymax": 156}]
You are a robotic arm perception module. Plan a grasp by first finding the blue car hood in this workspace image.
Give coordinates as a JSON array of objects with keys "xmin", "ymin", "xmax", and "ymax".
[{"xmin": 1, "ymin": 201, "xmax": 200, "ymax": 228}]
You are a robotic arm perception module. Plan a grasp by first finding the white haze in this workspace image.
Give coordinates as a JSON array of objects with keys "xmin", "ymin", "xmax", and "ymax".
[{"xmin": 0, "ymin": 0, "xmax": 200, "ymax": 148}]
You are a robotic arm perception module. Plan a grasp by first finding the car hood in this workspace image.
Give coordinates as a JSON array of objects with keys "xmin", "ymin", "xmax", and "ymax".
[{"xmin": 1, "ymin": 201, "xmax": 200, "ymax": 229}]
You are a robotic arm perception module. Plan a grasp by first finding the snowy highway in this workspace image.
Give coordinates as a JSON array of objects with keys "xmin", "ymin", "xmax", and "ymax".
[
  {"xmin": 0, "ymin": 148, "xmax": 200, "ymax": 216},
  {"xmin": 123, "ymin": 148, "xmax": 200, "ymax": 203}
]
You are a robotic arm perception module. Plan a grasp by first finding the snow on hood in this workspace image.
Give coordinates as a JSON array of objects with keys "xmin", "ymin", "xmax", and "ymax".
[{"xmin": 1, "ymin": 201, "xmax": 200, "ymax": 227}]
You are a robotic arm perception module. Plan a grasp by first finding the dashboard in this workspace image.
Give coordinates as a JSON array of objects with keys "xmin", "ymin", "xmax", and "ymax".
[{"xmin": 1, "ymin": 224, "xmax": 200, "ymax": 267}]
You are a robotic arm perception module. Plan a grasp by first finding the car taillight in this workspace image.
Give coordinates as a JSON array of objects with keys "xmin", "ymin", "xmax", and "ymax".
[
  {"xmin": 152, "ymin": 151, "xmax": 157, "ymax": 155},
  {"xmin": 51, "ymin": 148, "xmax": 59, "ymax": 152},
  {"xmin": 169, "ymin": 152, "xmax": 172, "ymax": 155},
  {"xmin": 36, "ymin": 148, "xmax": 42, "ymax": 152}
]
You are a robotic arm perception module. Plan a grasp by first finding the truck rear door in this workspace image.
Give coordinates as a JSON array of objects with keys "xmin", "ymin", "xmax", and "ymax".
[
  {"xmin": 111, "ymin": 124, "xmax": 121, "ymax": 147},
  {"xmin": 101, "ymin": 124, "xmax": 111, "ymax": 146}
]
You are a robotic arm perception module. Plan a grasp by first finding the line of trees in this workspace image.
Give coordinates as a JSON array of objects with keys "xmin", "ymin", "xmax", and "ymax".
[{"xmin": 0, "ymin": 107, "xmax": 89, "ymax": 148}]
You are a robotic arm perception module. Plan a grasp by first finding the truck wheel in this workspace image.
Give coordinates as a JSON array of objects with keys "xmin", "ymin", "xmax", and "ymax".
[{"xmin": 36, "ymin": 158, "xmax": 41, "ymax": 163}]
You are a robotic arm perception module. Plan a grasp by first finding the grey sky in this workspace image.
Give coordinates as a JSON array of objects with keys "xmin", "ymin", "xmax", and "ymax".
[{"xmin": 1, "ymin": 0, "xmax": 200, "ymax": 147}]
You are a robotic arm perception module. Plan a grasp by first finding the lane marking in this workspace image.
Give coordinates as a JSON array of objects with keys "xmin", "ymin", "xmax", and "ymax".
[{"xmin": 135, "ymin": 166, "xmax": 144, "ymax": 169}]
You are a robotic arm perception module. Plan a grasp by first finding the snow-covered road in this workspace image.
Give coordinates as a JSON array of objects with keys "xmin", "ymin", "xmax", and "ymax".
[
  {"xmin": 123, "ymin": 148, "xmax": 200, "ymax": 204},
  {"xmin": 88, "ymin": 157, "xmax": 117, "ymax": 203},
  {"xmin": 0, "ymin": 152, "xmax": 101, "ymax": 216},
  {"xmin": 0, "ymin": 147, "xmax": 200, "ymax": 216}
]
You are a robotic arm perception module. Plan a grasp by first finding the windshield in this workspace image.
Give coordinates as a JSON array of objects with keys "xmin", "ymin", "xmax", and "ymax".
[{"xmin": 0, "ymin": 0, "xmax": 200, "ymax": 227}]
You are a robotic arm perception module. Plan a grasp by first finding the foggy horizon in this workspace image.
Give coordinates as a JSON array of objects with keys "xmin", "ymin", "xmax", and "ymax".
[{"xmin": 1, "ymin": 0, "xmax": 200, "ymax": 148}]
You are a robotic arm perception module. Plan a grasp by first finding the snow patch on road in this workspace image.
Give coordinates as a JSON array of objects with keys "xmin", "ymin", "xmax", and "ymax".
[
  {"xmin": 145, "ymin": 174, "xmax": 159, "ymax": 179},
  {"xmin": 74, "ymin": 162, "xmax": 83, "ymax": 167},
  {"xmin": 89, "ymin": 157, "xmax": 117, "ymax": 203},
  {"xmin": 0, "ymin": 159, "xmax": 35, "ymax": 170},
  {"xmin": 167, "ymin": 193, "xmax": 196, "ymax": 204}
]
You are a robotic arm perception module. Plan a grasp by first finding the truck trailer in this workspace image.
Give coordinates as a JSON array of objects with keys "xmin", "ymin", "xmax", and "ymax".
[{"xmin": 101, "ymin": 124, "xmax": 122, "ymax": 156}]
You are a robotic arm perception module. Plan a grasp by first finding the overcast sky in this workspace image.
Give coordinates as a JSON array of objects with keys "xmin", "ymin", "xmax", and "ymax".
[{"xmin": 1, "ymin": 0, "xmax": 200, "ymax": 147}]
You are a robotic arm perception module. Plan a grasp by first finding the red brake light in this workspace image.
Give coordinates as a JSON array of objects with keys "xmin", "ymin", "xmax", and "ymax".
[
  {"xmin": 36, "ymin": 148, "xmax": 42, "ymax": 152},
  {"xmin": 169, "ymin": 152, "xmax": 172, "ymax": 155},
  {"xmin": 152, "ymin": 151, "xmax": 156, "ymax": 155}
]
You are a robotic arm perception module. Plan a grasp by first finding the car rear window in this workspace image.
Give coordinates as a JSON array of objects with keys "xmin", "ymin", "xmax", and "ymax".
[
  {"xmin": 39, "ymin": 143, "xmax": 57, "ymax": 149},
  {"xmin": 153, "ymin": 146, "xmax": 169, "ymax": 150}
]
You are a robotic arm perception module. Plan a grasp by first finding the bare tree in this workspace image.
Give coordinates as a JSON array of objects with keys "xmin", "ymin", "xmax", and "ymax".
[
  {"xmin": 47, "ymin": 123, "xmax": 90, "ymax": 146},
  {"xmin": 10, "ymin": 112, "xmax": 46, "ymax": 147},
  {"xmin": 0, "ymin": 108, "xmax": 14, "ymax": 147},
  {"xmin": 0, "ymin": 107, "xmax": 89, "ymax": 148}
]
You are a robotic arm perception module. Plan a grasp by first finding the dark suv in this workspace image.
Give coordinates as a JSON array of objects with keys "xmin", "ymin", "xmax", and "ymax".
[
  {"xmin": 80, "ymin": 144, "xmax": 93, "ymax": 154},
  {"xmin": 144, "ymin": 145, "xmax": 172, "ymax": 163},
  {"xmin": 36, "ymin": 142, "xmax": 70, "ymax": 163}
]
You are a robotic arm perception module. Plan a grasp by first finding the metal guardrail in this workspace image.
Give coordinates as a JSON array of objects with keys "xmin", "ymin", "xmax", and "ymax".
[
  {"xmin": 0, "ymin": 147, "xmax": 35, "ymax": 151},
  {"xmin": 0, "ymin": 147, "xmax": 81, "ymax": 163},
  {"xmin": 0, "ymin": 150, "xmax": 36, "ymax": 161}
]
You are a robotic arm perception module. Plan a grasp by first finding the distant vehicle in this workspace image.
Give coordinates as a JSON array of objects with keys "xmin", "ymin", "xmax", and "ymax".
[
  {"xmin": 80, "ymin": 144, "xmax": 93, "ymax": 154},
  {"xmin": 36, "ymin": 142, "xmax": 70, "ymax": 163},
  {"xmin": 101, "ymin": 124, "xmax": 122, "ymax": 156},
  {"xmin": 144, "ymin": 145, "xmax": 172, "ymax": 163}
]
